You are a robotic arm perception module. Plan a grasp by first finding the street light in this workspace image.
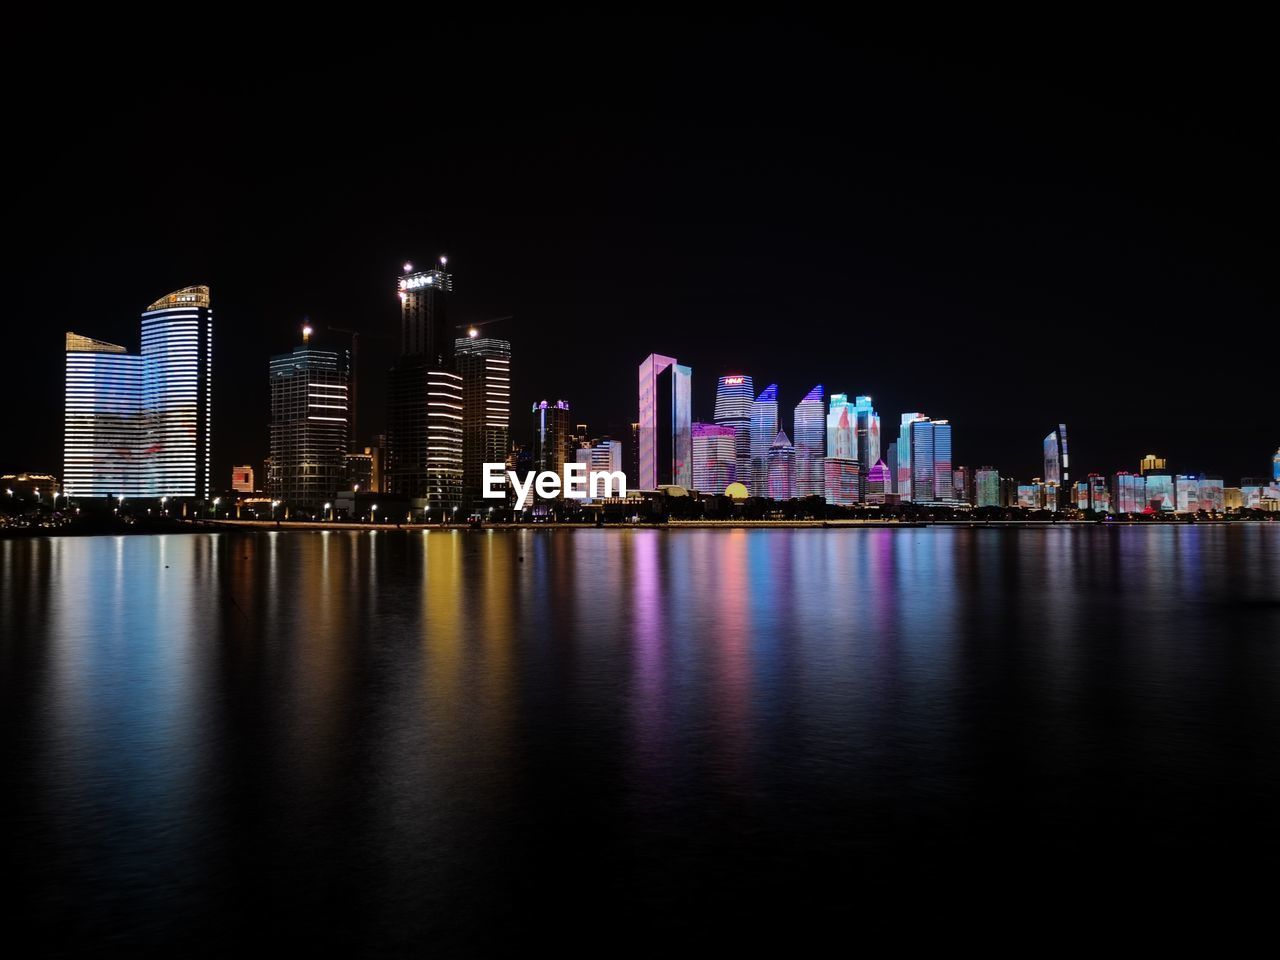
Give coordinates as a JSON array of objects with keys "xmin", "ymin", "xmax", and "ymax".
[
  {"xmin": 212, "ymin": 496, "xmax": 221, "ymax": 517},
  {"xmin": 324, "ymin": 502, "xmax": 331, "ymax": 521},
  {"xmin": 371, "ymin": 503, "xmax": 378, "ymax": 523},
  {"xmin": 161, "ymin": 495, "xmax": 168, "ymax": 516}
]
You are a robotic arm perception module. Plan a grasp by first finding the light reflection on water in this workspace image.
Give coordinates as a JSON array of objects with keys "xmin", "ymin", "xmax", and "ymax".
[{"xmin": 2, "ymin": 526, "xmax": 1279, "ymax": 949}]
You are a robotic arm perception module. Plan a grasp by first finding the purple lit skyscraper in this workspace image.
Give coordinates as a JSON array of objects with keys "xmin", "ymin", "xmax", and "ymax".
[
  {"xmin": 638, "ymin": 354, "xmax": 692, "ymax": 489},
  {"xmin": 793, "ymin": 385, "xmax": 825, "ymax": 498}
]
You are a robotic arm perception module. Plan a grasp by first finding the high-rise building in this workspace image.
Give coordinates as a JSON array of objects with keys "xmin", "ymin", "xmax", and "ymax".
[
  {"xmin": 231, "ymin": 465, "xmax": 254, "ymax": 492},
  {"xmin": 1043, "ymin": 425, "xmax": 1069, "ymax": 486},
  {"xmin": 766, "ymin": 430, "xmax": 795, "ymax": 499},
  {"xmin": 824, "ymin": 393, "xmax": 858, "ymax": 505},
  {"xmin": 853, "ymin": 396, "xmax": 880, "ymax": 495},
  {"xmin": 268, "ymin": 341, "xmax": 350, "ymax": 511},
  {"xmin": 896, "ymin": 413, "xmax": 921, "ymax": 497},
  {"xmin": 638, "ymin": 354, "xmax": 692, "ymax": 490},
  {"xmin": 63, "ymin": 285, "xmax": 213, "ymax": 499},
  {"xmin": 141, "ymin": 286, "xmax": 214, "ymax": 498},
  {"xmin": 975, "ymin": 466, "xmax": 1000, "ymax": 507},
  {"xmin": 388, "ymin": 258, "xmax": 462, "ymax": 509},
  {"xmin": 691, "ymin": 422, "xmax": 737, "ymax": 494},
  {"xmin": 714, "ymin": 374, "xmax": 754, "ymax": 488},
  {"xmin": 1199, "ymin": 476, "xmax": 1225, "ymax": 512},
  {"xmin": 344, "ymin": 451, "xmax": 372, "ymax": 491},
  {"xmin": 906, "ymin": 416, "xmax": 956, "ymax": 502},
  {"xmin": 793, "ymin": 385, "xmax": 825, "ymax": 498},
  {"xmin": 953, "ymin": 466, "xmax": 972, "ymax": 505},
  {"xmin": 63, "ymin": 332, "xmax": 145, "ymax": 498},
  {"xmin": 885, "ymin": 442, "xmax": 898, "ymax": 494},
  {"xmin": 455, "ymin": 334, "xmax": 511, "ymax": 508},
  {"xmin": 749, "ymin": 384, "xmax": 779, "ymax": 497},
  {"xmin": 1000, "ymin": 476, "xmax": 1019, "ymax": 507},
  {"xmin": 1273, "ymin": 448, "xmax": 1280, "ymax": 482},
  {"xmin": 1112, "ymin": 472, "xmax": 1145, "ymax": 513},
  {"xmin": 1139, "ymin": 453, "xmax": 1167, "ymax": 476},
  {"xmin": 532, "ymin": 400, "xmax": 573, "ymax": 480}
]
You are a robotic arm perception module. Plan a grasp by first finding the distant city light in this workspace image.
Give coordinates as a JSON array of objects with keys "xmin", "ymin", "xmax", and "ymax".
[
  {"xmin": 403, "ymin": 262, "xmax": 413, "ymax": 272},
  {"xmin": 469, "ymin": 327, "xmax": 479, "ymax": 338}
]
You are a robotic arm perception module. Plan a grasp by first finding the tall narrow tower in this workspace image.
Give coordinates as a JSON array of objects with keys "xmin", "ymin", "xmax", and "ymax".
[
  {"xmin": 456, "ymin": 331, "xmax": 512, "ymax": 508},
  {"xmin": 388, "ymin": 257, "xmax": 462, "ymax": 508},
  {"xmin": 141, "ymin": 285, "xmax": 213, "ymax": 498}
]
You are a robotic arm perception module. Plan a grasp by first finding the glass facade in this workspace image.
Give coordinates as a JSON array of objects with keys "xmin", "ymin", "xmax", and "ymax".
[
  {"xmin": 714, "ymin": 375, "xmax": 754, "ymax": 491},
  {"xmin": 1144, "ymin": 474, "xmax": 1175, "ymax": 512},
  {"xmin": 896, "ymin": 413, "xmax": 920, "ymax": 498},
  {"xmin": 638, "ymin": 354, "xmax": 692, "ymax": 489},
  {"xmin": 793, "ymin": 385, "xmax": 825, "ymax": 498},
  {"xmin": 749, "ymin": 384, "xmax": 779, "ymax": 497},
  {"xmin": 1112, "ymin": 472, "xmax": 1145, "ymax": 513}
]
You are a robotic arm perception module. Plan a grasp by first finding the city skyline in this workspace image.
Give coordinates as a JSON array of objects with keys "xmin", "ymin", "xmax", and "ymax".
[{"xmin": 7, "ymin": 35, "xmax": 1277, "ymax": 488}]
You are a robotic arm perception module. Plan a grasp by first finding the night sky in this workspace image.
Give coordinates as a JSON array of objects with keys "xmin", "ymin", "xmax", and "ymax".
[{"xmin": 8, "ymin": 25, "xmax": 1276, "ymax": 485}]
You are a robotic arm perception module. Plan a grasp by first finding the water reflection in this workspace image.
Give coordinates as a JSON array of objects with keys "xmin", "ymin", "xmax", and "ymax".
[{"xmin": 3, "ymin": 526, "xmax": 1279, "ymax": 949}]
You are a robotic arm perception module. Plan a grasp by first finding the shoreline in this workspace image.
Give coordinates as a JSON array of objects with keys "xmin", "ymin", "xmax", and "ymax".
[{"xmin": 3, "ymin": 517, "xmax": 1275, "ymax": 539}]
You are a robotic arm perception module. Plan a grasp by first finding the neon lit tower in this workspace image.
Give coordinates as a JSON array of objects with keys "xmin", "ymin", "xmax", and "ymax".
[
  {"xmin": 766, "ymin": 430, "xmax": 795, "ymax": 499},
  {"xmin": 793, "ymin": 385, "xmax": 825, "ymax": 498},
  {"xmin": 823, "ymin": 393, "xmax": 858, "ymax": 505},
  {"xmin": 63, "ymin": 333, "xmax": 145, "ymax": 498},
  {"xmin": 714, "ymin": 374, "xmax": 754, "ymax": 488},
  {"xmin": 142, "ymin": 285, "xmax": 214, "ymax": 497},
  {"xmin": 749, "ymin": 384, "xmax": 779, "ymax": 497}
]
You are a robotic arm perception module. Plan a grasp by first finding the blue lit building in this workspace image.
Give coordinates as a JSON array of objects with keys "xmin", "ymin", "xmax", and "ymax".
[
  {"xmin": 749, "ymin": 384, "xmax": 779, "ymax": 497},
  {"xmin": 824, "ymin": 393, "xmax": 858, "ymax": 504},
  {"xmin": 62, "ymin": 285, "xmax": 213, "ymax": 499}
]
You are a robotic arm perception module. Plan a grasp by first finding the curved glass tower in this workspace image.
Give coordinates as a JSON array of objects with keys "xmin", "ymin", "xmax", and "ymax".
[
  {"xmin": 62, "ymin": 286, "xmax": 212, "ymax": 500},
  {"xmin": 142, "ymin": 285, "xmax": 213, "ymax": 497}
]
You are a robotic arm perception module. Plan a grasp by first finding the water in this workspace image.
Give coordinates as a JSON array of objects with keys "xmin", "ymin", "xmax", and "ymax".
[{"xmin": 3, "ymin": 526, "xmax": 1279, "ymax": 951}]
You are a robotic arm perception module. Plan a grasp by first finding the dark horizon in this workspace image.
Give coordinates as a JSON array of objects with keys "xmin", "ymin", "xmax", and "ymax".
[{"xmin": 7, "ymin": 26, "xmax": 1276, "ymax": 485}]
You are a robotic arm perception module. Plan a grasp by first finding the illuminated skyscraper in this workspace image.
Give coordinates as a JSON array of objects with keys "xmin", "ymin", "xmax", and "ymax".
[
  {"xmin": 532, "ymin": 400, "xmax": 573, "ymax": 476},
  {"xmin": 853, "ymin": 396, "xmax": 880, "ymax": 495},
  {"xmin": 895, "ymin": 413, "xmax": 920, "ymax": 497},
  {"xmin": 975, "ymin": 466, "xmax": 1000, "ymax": 507},
  {"xmin": 1112, "ymin": 472, "xmax": 1145, "ymax": 513},
  {"xmin": 231, "ymin": 465, "xmax": 254, "ymax": 493},
  {"xmin": 749, "ymin": 384, "xmax": 779, "ymax": 497},
  {"xmin": 824, "ymin": 393, "xmax": 858, "ymax": 505},
  {"xmin": 268, "ymin": 340, "xmax": 350, "ymax": 511},
  {"xmin": 766, "ymin": 430, "xmax": 795, "ymax": 499},
  {"xmin": 142, "ymin": 286, "xmax": 214, "ymax": 497},
  {"xmin": 793, "ymin": 385, "xmax": 825, "ymax": 498},
  {"xmin": 691, "ymin": 422, "xmax": 737, "ymax": 494},
  {"xmin": 1043, "ymin": 425, "xmax": 1069, "ymax": 510},
  {"xmin": 638, "ymin": 353, "xmax": 692, "ymax": 489},
  {"xmin": 388, "ymin": 258, "xmax": 463, "ymax": 509},
  {"xmin": 1273, "ymin": 448, "xmax": 1280, "ymax": 482},
  {"xmin": 714, "ymin": 374, "xmax": 754, "ymax": 488},
  {"xmin": 455, "ymin": 334, "xmax": 511, "ymax": 508},
  {"xmin": 63, "ymin": 285, "xmax": 213, "ymax": 499},
  {"xmin": 907, "ymin": 416, "xmax": 955, "ymax": 502},
  {"xmin": 63, "ymin": 332, "xmax": 144, "ymax": 497}
]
